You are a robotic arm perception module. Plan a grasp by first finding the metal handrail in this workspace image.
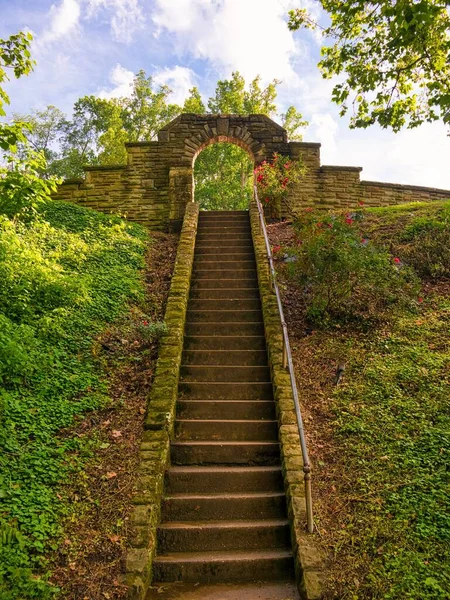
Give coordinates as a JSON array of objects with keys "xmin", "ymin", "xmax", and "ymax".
[{"xmin": 253, "ymin": 186, "xmax": 314, "ymax": 533}]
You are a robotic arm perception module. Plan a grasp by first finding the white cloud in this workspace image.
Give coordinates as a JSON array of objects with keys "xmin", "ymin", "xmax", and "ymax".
[
  {"xmin": 39, "ymin": 0, "xmax": 81, "ymax": 45},
  {"xmin": 153, "ymin": 66, "xmax": 197, "ymax": 106},
  {"xmin": 151, "ymin": 0, "xmax": 305, "ymax": 83},
  {"xmin": 86, "ymin": 0, "xmax": 145, "ymax": 43},
  {"xmin": 97, "ymin": 63, "xmax": 135, "ymax": 99},
  {"xmin": 309, "ymin": 113, "xmax": 338, "ymax": 153}
]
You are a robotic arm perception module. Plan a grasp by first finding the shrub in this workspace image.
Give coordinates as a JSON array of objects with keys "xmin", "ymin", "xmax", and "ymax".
[
  {"xmin": 288, "ymin": 209, "xmax": 419, "ymax": 323},
  {"xmin": 399, "ymin": 207, "xmax": 450, "ymax": 279}
]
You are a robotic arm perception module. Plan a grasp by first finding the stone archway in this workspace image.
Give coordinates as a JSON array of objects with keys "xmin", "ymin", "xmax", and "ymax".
[{"xmin": 159, "ymin": 114, "xmax": 289, "ymax": 227}]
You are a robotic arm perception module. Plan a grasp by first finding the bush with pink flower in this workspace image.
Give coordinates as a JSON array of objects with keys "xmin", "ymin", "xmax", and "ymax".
[
  {"xmin": 254, "ymin": 152, "xmax": 305, "ymax": 217},
  {"xmin": 286, "ymin": 209, "xmax": 419, "ymax": 323}
]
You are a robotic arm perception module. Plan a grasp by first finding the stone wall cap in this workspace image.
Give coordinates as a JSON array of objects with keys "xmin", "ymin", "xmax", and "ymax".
[
  {"xmin": 84, "ymin": 164, "xmax": 126, "ymax": 171},
  {"xmin": 289, "ymin": 141, "xmax": 321, "ymax": 149},
  {"xmin": 361, "ymin": 180, "xmax": 450, "ymax": 195},
  {"xmin": 61, "ymin": 178, "xmax": 84, "ymax": 184},
  {"xmin": 160, "ymin": 113, "xmax": 287, "ymax": 133},
  {"xmin": 321, "ymin": 165, "xmax": 363, "ymax": 172},
  {"xmin": 125, "ymin": 141, "xmax": 159, "ymax": 147}
]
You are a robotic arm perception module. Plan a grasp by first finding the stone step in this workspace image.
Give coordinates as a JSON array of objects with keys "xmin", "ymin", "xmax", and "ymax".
[
  {"xmin": 196, "ymin": 232, "xmax": 252, "ymax": 244},
  {"xmin": 185, "ymin": 322, "xmax": 264, "ymax": 336},
  {"xmin": 176, "ymin": 400, "xmax": 276, "ymax": 420},
  {"xmin": 193, "ymin": 259, "xmax": 256, "ymax": 270},
  {"xmin": 182, "ymin": 349, "xmax": 267, "ymax": 365},
  {"xmin": 199, "ymin": 210, "xmax": 249, "ymax": 216},
  {"xmin": 190, "ymin": 278, "xmax": 258, "ymax": 290},
  {"xmin": 197, "ymin": 225, "xmax": 251, "ymax": 233},
  {"xmin": 183, "ymin": 336, "xmax": 266, "ymax": 351},
  {"xmin": 146, "ymin": 581, "xmax": 300, "ymax": 600},
  {"xmin": 195, "ymin": 244, "xmax": 254, "ymax": 254},
  {"xmin": 157, "ymin": 520, "xmax": 291, "ymax": 553},
  {"xmin": 186, "ymin": 310, "xmax": 262, "ymax": 323},
  {"xmin": 161, "ymin": 492, "xmax": 286, "ymax": 521},
  {"xmin": 192, "ymin": 268, "xmax": 257, "ymax": 280},
  {"xmin": 180, "ymin": 365, "xmax": 271, "ymax": 383},
  {"xmin": 194, "ymin": 253, "xmax": 256, "ymax": 263},
  {"xmin": 165, "ymin": 466, "xmax": 284, "ymax": 494},
  {"xmin": 188, "ymin": 298, "xmax": 261, "ymax": 312},
  {"xmin": 179, "ymin": 381, "xmax": 273, "ymax": 400},
  {"xmin": 171, "ymin": 441, "xmax": 280, "ymax": 466},
  {"xmin": 152, "ymin": 549, "xmax": 294, "ymax": 584},
  {"xmin": 195, "ymin": 239, "xmax": 254, "ymax": 247},
  {"xmin": 174, "ymin": 420, "xmax": 278, "ymax": 441},
  {"xmin": 189, "ymin": 288, "xmax": 260, "ymax": 300}
]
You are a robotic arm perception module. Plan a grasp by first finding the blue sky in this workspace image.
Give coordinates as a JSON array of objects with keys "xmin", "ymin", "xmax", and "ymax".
[{"xmin": 1, "ymin": 0, "xmax": 449, "ymax": 189}]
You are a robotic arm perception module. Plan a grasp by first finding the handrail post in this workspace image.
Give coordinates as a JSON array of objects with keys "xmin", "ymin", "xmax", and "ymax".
[{"xmin": 253, "ymin": 185, "xmax": 314, "ymax": 534}]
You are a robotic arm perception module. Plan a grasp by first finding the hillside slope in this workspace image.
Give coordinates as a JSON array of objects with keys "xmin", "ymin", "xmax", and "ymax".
[
  {"xmin": 269, "ymin": 201, "xmax": 450, "ymax": 600},
  {"xmin": 0, "ymin": 201, "xmax": 169, "ymax": 599}
]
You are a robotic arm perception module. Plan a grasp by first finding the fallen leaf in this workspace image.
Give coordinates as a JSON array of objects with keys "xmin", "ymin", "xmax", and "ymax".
[{"xmin": 106, "ymin": 472, "xmax": 117, "ymax": 479}]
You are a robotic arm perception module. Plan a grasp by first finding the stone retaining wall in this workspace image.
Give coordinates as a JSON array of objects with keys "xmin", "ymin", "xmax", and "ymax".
[
  {"xmin": 125, "ymin": 203, "xmax": 199, "ymax": 599},
  {"xmin": 250, "ymin": 201, "xmax": 326, "ymax": 600}
]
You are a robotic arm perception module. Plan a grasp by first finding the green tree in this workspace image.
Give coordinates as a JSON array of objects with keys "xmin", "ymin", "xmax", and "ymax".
[
  {"xmin": 183, "ymin": 87, "xmax": 205, "ymax": 113},
  {"xmin": 12, "ymin": 105, "xmax": 66, "ymax": 176},
  {"xmin": 288, "ymin": 1, "xmax": 450, "ymax": 131},
  {"xmin": 0, "ymin": 31, "xmax": 34, "ymax": 152},
  {"xmin": 0, "ymin": 32, "xmax": 59, "ymax": 218},
  {"xmin": 121, "ymin": 70, "xmax": 181, "ymax": 141}
]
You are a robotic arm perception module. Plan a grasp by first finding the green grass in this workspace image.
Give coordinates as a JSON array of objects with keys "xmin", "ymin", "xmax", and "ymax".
[
  {"xmin": 283, "ymin": 200, "xmax": 450, "ymax": 598},
  {"xmin": 0, "ymin": 201, "xmax": 148, "ymax": 599},
  {"xmin": 323, "ymin": 296, "xmax": 449, "ymax": 598}
]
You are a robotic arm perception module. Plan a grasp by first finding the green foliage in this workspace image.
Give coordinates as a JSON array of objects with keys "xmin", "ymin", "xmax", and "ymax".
[
  {"xmin": 122, "ymin": 70, "xmax": 181, "ymax": 141},
  {"xmin": 362, "ymin": 200, "xmax": 450, "ymax": 280},
  {"xmin": 183, "ymin": 87, "xmax": 205, "ymax": 113},
  {"xmin": 326, "ymin": 296, "xmax": 450, "ymax": 598},
  {"xmin": 0, "ymin": 31, "xmax": 34, "ymax": 117},
  {"xmin": 0, "ymin": 148, "xmax": 59, "ymax": 219},
  {"xmin": 289, "ymin": 209, "xmax": 419, "ymax": 322},
  {"xmin": 194, "ymin": 143, "xmax": 253, "ymax": 210},
  {"xmin": 0, "ymin": 31, "xmax": 60, "ymax": 221},
  {"xmin": 0, "ymin": 201, "xmax": 148, "ymax": 597},
  {"xmin": 399, "ymin": 205, "xmax": 450, "ymax": 278},
  {"xmin": 288, "ymin": 1, "xmax": 450, "ymax": 131}
]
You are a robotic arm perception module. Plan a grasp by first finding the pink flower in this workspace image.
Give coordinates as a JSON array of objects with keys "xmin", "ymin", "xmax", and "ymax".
[
  {"xmin": 272, "ymin": 245, "xmax": 281, "ymax": 254},
  {"xmin": 393, "ymin": 257, "xmax": 401, "ymax": 264},
  {"xmin": 418, "ymin": 297, "xmax": 423, "ymax": 303},
  {"xmin": 143, "ymin": 320, "xmax": 149, "ymax": 326}
]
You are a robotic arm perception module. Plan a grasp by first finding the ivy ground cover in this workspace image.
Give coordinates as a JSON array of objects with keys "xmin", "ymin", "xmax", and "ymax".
[{"xmin": 0, "ymin": 201, "xmax": 147, "ymax": 599}]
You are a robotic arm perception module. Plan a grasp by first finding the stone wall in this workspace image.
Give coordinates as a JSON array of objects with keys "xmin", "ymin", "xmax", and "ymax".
[
  {"xmin": 125, "ymin": 203, "xmax": 199, "ymax": 600},
  {"xmin": 52, "ymin": 114, "xmax": 450, "ymax": 229},
  {"xmin": 249, "ymin": 200, "xmax": 326, "ymax": 600}
]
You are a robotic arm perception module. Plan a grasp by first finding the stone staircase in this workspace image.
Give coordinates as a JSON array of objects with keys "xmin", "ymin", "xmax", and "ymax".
[{"xmin": 152, "ymin": 210, "xmax": 297, "ymax": 589}]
